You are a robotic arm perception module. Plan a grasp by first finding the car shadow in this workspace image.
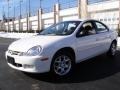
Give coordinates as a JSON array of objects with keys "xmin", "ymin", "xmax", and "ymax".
[{"xmin": 24, "ymin": 50, "xmax": 120, "ymax": 84}]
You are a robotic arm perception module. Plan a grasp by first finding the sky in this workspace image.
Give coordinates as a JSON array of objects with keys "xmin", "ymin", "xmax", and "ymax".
[
  {"xmin": 0, "ymin": 0, "xmax": 58, "ymax": 19},
  {"xmin": 0, "ymin": 0, "xmax": 105, "ymax": 20}
]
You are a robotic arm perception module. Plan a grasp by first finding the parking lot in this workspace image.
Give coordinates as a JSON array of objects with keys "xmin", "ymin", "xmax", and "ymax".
[{"xmin": 1, "ymin": 37, "xmax": 120, "ymax": 90}]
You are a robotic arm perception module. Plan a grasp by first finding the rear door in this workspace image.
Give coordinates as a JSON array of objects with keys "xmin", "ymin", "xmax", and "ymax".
[{"xmin": 94, "ymin": 21, "xmax": 112, "ymax": 53}]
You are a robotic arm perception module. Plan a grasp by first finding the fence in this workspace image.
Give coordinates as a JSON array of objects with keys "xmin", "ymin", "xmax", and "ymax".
[
  {"xmin": 0, "ymin": 0, "xmax": 120, "ymax": 33},
  {"xmin": 60, "ymin": 0, "xmax": 78, "ymax": 10}
]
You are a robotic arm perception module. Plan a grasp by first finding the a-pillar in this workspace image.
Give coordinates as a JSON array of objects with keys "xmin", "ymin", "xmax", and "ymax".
[
  {"xmin": 38, "ymin": 8, "xmax": 43, "ymax": 31},
  {"xmin": 78, "ymin": 0, "xmax": 88, "ymax": 19}
]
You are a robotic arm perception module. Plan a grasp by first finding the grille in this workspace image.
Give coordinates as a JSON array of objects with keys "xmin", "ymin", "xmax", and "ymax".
[{"xmin": 8, "ymin": 50, "xmax": 21, "ymax": 55}]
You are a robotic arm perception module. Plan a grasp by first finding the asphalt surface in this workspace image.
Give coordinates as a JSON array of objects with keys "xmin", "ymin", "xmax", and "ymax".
[{"xmin": 0, "ymin": 38, "xmax": 120, "ymax": 90}]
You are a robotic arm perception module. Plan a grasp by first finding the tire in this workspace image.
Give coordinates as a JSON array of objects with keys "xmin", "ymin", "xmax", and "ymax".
[
  {"xmin": 51, "ymin": 51, "xmax": 74, "ymax": 77},
  {"xmin": 107, "ymin": 41, "xmax": 117, "ymax": 57}
]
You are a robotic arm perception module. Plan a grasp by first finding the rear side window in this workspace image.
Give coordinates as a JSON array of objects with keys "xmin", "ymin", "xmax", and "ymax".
[{"xmin": 95, "ymin": 22, "xmax": 108, "ymax": 33}]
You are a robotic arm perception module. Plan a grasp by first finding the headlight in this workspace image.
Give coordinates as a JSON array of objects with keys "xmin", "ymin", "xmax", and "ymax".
[{"xmin": 20, "ymin": 46, "xmax": 42, "ymax": 56}]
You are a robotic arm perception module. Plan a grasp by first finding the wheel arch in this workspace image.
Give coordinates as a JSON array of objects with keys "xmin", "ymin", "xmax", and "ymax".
[
  {"xmin": 50, "ymin": 47, "xmax": 76, "ymax": 70},
  {"xmin": 52, "ymin": 47, "xmax": 76, "ymax": 61},
  {"xmin": 112, "ymin": 39, "xmax": 117, "ymax": 45}
]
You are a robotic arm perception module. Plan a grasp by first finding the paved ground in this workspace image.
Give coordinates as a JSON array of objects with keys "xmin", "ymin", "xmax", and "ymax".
[{"xmin": 1, "ymin": 38, "xmax": 120, "ymax": 90}]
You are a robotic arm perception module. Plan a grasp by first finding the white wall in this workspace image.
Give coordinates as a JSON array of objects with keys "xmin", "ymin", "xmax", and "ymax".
[
  {"xmin": 88, "ymin": 0, "xmax": 119, "ymax": 29},
  {"xmin": 88, "ymin": 0, "xmax": 119, "ymax": 13},
  {"xmin": 4, "ymin": 0, "xmax": 120, "ymax": 31}
]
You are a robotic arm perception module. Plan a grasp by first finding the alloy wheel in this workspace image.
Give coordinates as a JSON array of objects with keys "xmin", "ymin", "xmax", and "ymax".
[{"xmin": 53, "ymin": 55, "xmax": 72, "ymax": 76}]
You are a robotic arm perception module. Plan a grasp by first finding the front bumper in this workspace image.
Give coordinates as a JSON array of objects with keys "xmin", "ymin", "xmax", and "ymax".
[{"xmin": 5, "ymin": 51, "xmax": 51, "ymax": 73}]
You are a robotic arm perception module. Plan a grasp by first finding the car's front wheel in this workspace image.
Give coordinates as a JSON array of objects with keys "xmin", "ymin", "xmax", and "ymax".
[
  {"xmin": 107, "ymin": 41, "xmax": 117, "ymax": 57},
  {"xmin": 51, "ymin": 51, "xmax": 74, "ymax": 77}
]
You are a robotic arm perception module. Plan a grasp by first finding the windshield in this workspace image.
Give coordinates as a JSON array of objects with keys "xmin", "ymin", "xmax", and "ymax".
[{"xmin": 39, "ymin": 21, "xmax": 81, "ymax": 36}]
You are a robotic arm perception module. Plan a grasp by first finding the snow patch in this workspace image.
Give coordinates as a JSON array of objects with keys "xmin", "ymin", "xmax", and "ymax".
[{"xmin": 0, "ymin": 32, "xmax": 37, "ymax": 39}]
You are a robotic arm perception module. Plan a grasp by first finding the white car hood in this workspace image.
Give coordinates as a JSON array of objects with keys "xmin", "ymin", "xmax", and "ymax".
[{"xmin": 8, "ymin": 35, "xmax": 65, "ymax": 52}]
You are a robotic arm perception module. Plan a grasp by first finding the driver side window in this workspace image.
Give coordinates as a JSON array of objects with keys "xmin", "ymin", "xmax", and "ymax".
[{"xmin": 78, "ymin": 22, "xmax": 96, "ymax": 37}]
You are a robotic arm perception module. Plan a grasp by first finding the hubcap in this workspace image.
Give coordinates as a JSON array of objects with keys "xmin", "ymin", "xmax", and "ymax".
[
  {"xmin": 53, "ymin": 55, "xmax": 72, "ymax": 76},
  {"xmin": 111, "ymin": 43, "xmax": 116, "ymax": 56}
]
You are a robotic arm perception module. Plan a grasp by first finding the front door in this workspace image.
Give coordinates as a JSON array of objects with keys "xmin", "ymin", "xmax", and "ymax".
[{"xmin": 76, "ymin": 21, "xmax": 102, "ymax": 62}]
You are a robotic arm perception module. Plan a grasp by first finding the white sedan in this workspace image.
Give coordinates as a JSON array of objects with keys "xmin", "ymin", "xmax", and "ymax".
[{"xmin": 5, "ymin": 19, "xmax": 118, "ymax": 77}]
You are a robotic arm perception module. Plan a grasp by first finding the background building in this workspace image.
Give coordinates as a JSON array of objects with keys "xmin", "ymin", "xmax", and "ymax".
[{"xmin": 0, "ymin": 0, "xmax": 120, "ymax": 32}]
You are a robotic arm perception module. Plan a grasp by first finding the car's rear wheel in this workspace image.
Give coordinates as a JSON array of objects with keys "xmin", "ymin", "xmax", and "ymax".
[
  {"xmin": 107, "ymin": 41, "xmax": 117, "ymax": 57},
  {"xmin": 51, "ymin": 51, "xmax": 74, "ymax": 77}
]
